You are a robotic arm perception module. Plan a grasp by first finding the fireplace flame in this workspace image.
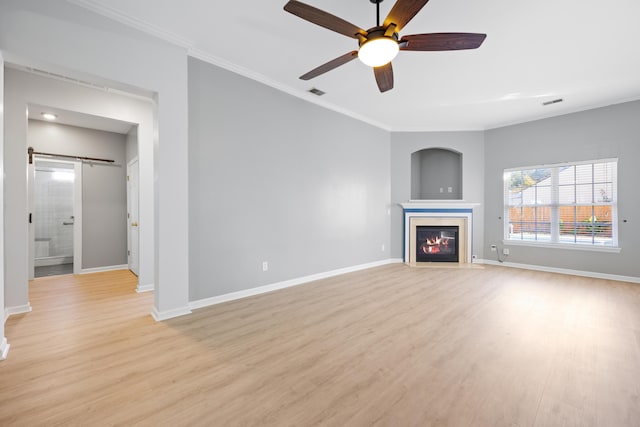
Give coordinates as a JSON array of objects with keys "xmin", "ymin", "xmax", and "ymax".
[{"xmin": 421, "ymin": 236, "xmax": 449, "ymax": 254}]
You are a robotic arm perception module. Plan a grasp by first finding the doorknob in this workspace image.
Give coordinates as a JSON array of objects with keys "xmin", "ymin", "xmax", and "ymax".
[{"xmin": 131, "ymin": 222, "xmax": 138, "ymax": 227}]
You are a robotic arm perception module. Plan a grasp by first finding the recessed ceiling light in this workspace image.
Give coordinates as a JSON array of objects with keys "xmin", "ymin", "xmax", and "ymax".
[{"xmin": 41, "ymin": 112, "xmax": 57, "ymax": 120}]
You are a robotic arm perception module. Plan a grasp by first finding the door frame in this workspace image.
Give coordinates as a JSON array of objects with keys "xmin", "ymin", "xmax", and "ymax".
[
  {"xmin": 1, "ymin": 50, "xmax": 9, "ymax": 360},
  {"xmin": 28, "ymin": 156, "xmax": 83, "ymax": 277},
  {"xmin": 126, "ymin": 157, "xmax": 139, "ymax": 276}
]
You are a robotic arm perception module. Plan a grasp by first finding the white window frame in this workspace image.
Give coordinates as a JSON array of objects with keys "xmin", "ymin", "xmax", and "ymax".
[{"xmin": 504, "ymin": 158, "xmax": 620, "ymax": 252}]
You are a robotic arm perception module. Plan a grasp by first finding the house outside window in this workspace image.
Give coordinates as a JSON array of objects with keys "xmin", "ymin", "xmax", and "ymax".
[{"xmin": 504, "ymin": 159, "xmax": 618, "ymax": 249}]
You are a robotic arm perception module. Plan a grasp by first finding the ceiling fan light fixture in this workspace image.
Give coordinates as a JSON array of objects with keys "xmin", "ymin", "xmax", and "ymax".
[
  {"xmin": 284, "ymin": 0, "xmax": 486, "ymax": 93},
  {"xmin": 358, "ymin": 36, "xmax": 399, "ymax": 67}
]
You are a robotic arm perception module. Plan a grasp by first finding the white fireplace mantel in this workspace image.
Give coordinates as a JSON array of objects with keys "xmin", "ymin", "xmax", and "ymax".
[{"xmin": 401, "ymin": 200, "xmax": 481, "ymax": 210}]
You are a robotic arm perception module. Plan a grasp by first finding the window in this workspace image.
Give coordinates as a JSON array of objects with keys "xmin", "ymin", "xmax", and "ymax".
[{"xmin": 504, "ymin": 159, "xmax": 618, "ymax": 248}]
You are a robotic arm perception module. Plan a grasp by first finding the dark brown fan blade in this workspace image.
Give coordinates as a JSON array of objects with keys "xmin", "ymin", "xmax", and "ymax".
[
  {"xmin": 300, "ymin": 51, "xmax": 359, "ymax": 80},
  {"xmin": 284, "ymin": 1, "xmax": 366, "ymax": 39},
  {"xmin": 383, "ymin": 0, "xmax": 430, "ymax": 32},
  {"xmin": 400, "ymin": 33, "xmax": 487, "ymax": 51},
  {"xmin": 373, "ymin": 62, "xmax": 394, "ymax": 93}
]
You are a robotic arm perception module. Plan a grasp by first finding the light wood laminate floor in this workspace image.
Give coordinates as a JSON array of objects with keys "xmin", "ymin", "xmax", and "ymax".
[{"xmin": 1, "ymin": 265, "xmax": 639, "ymax": 426}]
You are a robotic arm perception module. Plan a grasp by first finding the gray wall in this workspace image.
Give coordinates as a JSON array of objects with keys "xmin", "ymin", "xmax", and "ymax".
[
  {"xmin": 188, "ymin": 58, "xmax": 391, "ymax": 301},
  {"xmin": 411, "ymin": 148, "xmax": 462, "ymax": 200},
  {"xmin": 484, "ymin": 100, "xmax": 640, "ymax": 277},
  {"xmin": 28, "ymin": 120, "xmax": 127, "ymax": 269},
  {"xmin": 390, "ymin": 132, "xmax": 485, "ymax": 259}
]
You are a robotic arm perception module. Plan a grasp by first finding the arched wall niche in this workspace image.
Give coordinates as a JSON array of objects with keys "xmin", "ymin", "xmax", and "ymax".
[{"xmin": 410, "ymin": 148, "xmax": 463, "ymax": 200}]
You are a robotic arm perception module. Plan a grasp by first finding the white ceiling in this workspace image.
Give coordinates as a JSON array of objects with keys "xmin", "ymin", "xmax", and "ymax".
[
  {"xmin": 28, "ymin": 103, "xmax": 135, "ymax": 134},
  {"xmin": 72, "ymin": 0, "xmax": 640, "ymax": 131}
]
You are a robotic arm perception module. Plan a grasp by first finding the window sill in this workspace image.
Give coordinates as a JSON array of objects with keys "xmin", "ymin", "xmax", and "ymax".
[{"xmin": 502, "ymin": 240, "xmax": 621, "ymax": 253}]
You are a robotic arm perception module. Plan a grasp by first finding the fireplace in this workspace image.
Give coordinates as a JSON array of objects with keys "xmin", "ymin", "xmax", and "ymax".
[
  {"xmin": 416, "ymin": 226, "xmax": 459, "ymax": 262},
  {"xmin": 401, "ymin": 202, "xmax": 479, "ymax": 266}
]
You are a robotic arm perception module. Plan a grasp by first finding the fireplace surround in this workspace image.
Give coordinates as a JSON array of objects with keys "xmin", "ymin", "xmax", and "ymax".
[{"xmin": 401, "ymin": 202, "xmax": 479, "ymax": 265}]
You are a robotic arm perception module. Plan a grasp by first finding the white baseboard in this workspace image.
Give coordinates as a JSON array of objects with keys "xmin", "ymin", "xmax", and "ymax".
[
  {"xmin": 0, "ymin": 338, "xmax": 9, "ymax": 361},
  {"xmin": 477, "ymin": 259, "xmax": 640, "ymax": 284},
  {"xmin": 136, "ymin": 283, "xmax": 154, "ymax": 293},
  {"xmin": 4, "ymin": 303, "xmax": 33, "ymax": 323},
  {"xmin": 80, "ymin": 264, "xmax": 128, "ymax": 274},
  {"xmin": 151, "ymin": 305, "xmax": 192, "ymax": 322},
  {"xmin": 190, "ymin": 258, "xmax": 398, "ymax": 311}
]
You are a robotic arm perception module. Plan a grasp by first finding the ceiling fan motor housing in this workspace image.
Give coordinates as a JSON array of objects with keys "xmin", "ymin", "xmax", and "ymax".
[{"xmin": 358, "ymin": 27, "xmax": 399, "ymax": 47}]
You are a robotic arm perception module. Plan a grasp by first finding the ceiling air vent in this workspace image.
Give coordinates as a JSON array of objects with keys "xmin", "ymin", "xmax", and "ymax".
[
  {"xmin": 308, "ymin": 88, "xmax": 326, "ymax": 96},
  {"xmin": 542, "ymin": 98, "xmax": 563, "ymax": 106}
]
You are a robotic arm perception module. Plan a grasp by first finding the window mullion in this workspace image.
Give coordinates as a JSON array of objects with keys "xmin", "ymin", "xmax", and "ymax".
[{"xmin": 550, "ymin": 167, "xmax": 559, "ymax": 243}]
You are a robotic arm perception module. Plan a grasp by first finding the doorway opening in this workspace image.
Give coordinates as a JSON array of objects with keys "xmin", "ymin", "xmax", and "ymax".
[
  {"xmin": 25, "ymin": 103, "xmax": 140, "ymax": 283},
  {"xmin": 4, "ymin": 64, "xmax": 156, "ymax": 330},
  {"xmin": 32, "ymin": 158, "xmax": 82, "ymax": 278}
]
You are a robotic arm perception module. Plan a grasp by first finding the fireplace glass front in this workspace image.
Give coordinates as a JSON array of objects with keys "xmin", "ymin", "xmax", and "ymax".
[{"xmin": 415, "ymin": 226, "xmax": 459, "ymax": 262}]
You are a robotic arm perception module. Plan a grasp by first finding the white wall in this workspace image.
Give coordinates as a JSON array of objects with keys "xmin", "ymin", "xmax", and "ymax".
[
  {"xmin": 0, "ymin": 0, "xmax": 189, "ymax": 318},
  {"xmin": 126, "ymin": 127, "xmax": 138, "ymax": 164}
]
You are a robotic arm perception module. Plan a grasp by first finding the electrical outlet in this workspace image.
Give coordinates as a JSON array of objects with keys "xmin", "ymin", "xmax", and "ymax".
[
  {"xmin": 490, "ymin": 244, "xmax": 497, "ymax": 252},
  {"xmin": 262, "ymin": 261, "xmax": 268, "ymax": 272},
  {"xmin": 381, "ymin": 244, "xmax": 385, "ymax": 252},
  {"xmin": 503, "ymin": 248, "xmax": 510, "ymax": 255},
  {"xmin": 448, "ymin": 187, "xmax": 453, "ymax": 193},
  {"xmin": 440, "ymin": 187, "xmax": 444, "ymax": 193}
]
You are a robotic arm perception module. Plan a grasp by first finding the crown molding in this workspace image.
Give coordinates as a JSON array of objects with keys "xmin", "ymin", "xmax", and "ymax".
[
  {"xmin": 67, "ymin": 0, "xmax": 391, "ymax": 131},
  {"xmin": 188, "ymin": 48, "xmax": 391, "ymax": 132},
  {"xmin": 67, "ymin": 0, "xmax": 192, "ymax": 48}
]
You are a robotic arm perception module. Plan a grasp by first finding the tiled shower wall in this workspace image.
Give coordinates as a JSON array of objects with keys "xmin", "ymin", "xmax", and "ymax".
[{"xmin": 34, "ymin": 168, "xmax": 74, "ymax": 259}]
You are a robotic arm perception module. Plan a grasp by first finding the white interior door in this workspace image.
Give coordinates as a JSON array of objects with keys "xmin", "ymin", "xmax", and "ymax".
[{"xmin": 127, "ymin": 158, "xmax": 139, "ymax": 276}]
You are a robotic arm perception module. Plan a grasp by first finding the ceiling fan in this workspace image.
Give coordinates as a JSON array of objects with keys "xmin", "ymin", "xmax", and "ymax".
[{"xmin": 284, "ymin": 0, "xmax": 486, "ymax": 92}]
